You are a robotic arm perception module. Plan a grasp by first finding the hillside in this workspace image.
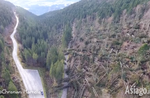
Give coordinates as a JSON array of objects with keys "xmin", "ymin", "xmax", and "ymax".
[
  {"xmin": 0, "ymin": 0, "xmax": 27, "ymax": 98},
  {"xmin": 28, "ymin": 4, "xmax": 71, "ymax": 15},
  {"xmin": 0, "ymin": 0, "xmax": 14, "ymax": 33},
  {"xmin": 13, "ymin": 0, "xmax": 150, "ymax": 98}
]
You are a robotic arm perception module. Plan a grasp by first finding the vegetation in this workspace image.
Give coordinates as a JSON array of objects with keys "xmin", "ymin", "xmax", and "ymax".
[
  {"xmin": 14, "ymin": 0, "xmax": 150, "ymax": 97},
  {"xmin": 0, "ymin": 0, "xmax": 13, "ymax": 33},
  {"xmin": 8, "ymin": 81, "xmax": 19, "ymax": 98},
  {"xmin": 50, "ymin": 60, "xmax": 64, "ymax": 81},
  {"xmin": 62, "ymin": 25, "xmax": 72, "ymax": 47},
  {"xmin": 46, "ymin": 47, "xmax": 64, "ymax": 69},
  {"xmin": 0, "ymin": 1, "xmax": 21, "ymax": 98},
  {"xmin": 138, "ymin": 43, "xmax": 149, "ymax": 55},
  {"xmin": 40, "ymin": 0, "xmax": 149, "ymax": 27},
  {"xmin": 16, "ymin": 0, "xmax": 150, "ymax": 71},
  {"xmin": 0, "ymin": 27, "xmax": 19, "ymax": 98},
  {"xmin": 0, "ymin": 95, "xmax": 4, "ymax": 98}
]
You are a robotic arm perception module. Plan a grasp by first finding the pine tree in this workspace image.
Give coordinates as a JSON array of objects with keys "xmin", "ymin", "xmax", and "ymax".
[
  {"xmin": 0, "ymin": 95, "xmax": 4, "ymax": 98},
  {"xmin": 33, "ymin": 53, "xmax": 38, "ymax": 60},
  {"xmin": 46, "ymin": 50, "xmax": 51, "ymax": 69},
  {"xmin": 8, "ymin": 81, "xmax": 19, "ymax": 98},
  {"xmin": 0, "ymin": 40, "xmax": 4, "ymax": 52},
  {"xmin": 2, "ymin": 63, "xmax": 11, "ymax": 86}
]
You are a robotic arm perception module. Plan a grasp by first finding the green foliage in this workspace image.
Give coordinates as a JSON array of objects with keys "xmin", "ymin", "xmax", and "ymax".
[
  {"xmin": 0, "ymin": 35, "xmax": 16, "ymax": 98},
  {"xmin": 112, "ymin": 64, "xmax": 120, "ymax": 73},
  {"xmin": 0, "ymin": 1, "xmax": 19, "ymax": 98},
  {"xmin": 13, "ymin": 0, "xmax": 150, "ymax": 97},
  {"xmin": 22, "ymin": 39, "xmax": 48, "ymax": 66},
  {"xmin": 113, "ymin": 0, "xmax": 148, "ymax": 21},
  {"xmin": 50, "ymin": 60, "xmax": 64, "ymax": 80},
  {"xmin": 0, "ymin": 95, "xmax": 4, "ymax": 98},
  {"xmin": 46, "ymin": 47, "xmax": 64, "ymax": 69},
  {"xmin": 15, "ymin": 6, "xmax": 37, "ymax": 27},
  {"xmin": 32, "ymin": 52, "xmax": 38, "ymax": 64},
  {"xmin": 0, "ymin": 40, "xmax": 4, "ymax": 52},
  {"xmin": 32, "ymin": 52, "xmax": 38, "ymax": 60},
  {"xmin": 1, "ymin": 63, "xmax": 11, "ymax": 86},
  {"xmin": 137, "ymin": 43, "xmax": 149, "ymax": 63},
  {"xmin": 112, "ymin": 40, "xmax": 122, "ymax": 46},
  {"xmin": 62, "ymin": 25, "xmax": 72, "ymax": 48},
  {"xmin": 138, "ymin": 43, "xmax": 149, "ymax": 55},
  {"xmin": 16, "ymin": 6, "xmax": 50, "ymax": 66},
  {"xmin": 8, "ymin": 81, "xmax": 19, "ymax": 98},
  {"xmin": 17, "ymin": 0, "xmax": 150, "ymax": 69},
  {"xmin": 23, "ymin": 49, "xmax": 32, "ymax": 61},
  {"xmin": 0, "ymin": 0, "xmax": 13, "ymax": 33},
  {"xmin": 46, "ymin": 50, "xmax": 51, "ymax": 69},
  {"xmin": 50, "ymin": 63, "xmax": 54, "ymax": 78},
  {"xmin": 39, "ymin": 0, "xmax": 150, "ymax": 28},
  {"xmin": 46, "ymin": 47, "xmax": 57, "ymax": 69}
]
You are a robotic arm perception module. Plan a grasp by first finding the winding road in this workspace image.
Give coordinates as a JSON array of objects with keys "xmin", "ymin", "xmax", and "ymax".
[{"xmin": 10, "ymin": 12, "xmax": 45, "ymax": 98}]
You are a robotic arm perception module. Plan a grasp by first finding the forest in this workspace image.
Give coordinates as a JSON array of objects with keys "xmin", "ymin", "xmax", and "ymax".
[
  {"xmin": 1, "ymin": 0, "xmax": 150, "ymax": 97},
  {"xmin": 16, "ymin": 0, "xmax": 150, "ymax": 82},
  {"xmin": 0, "ymin": 0, "xmax": 13, "ymax": 33},
  {"xmin": 0, "ymin": 1, "xmax": 20, "ymax": 98}
]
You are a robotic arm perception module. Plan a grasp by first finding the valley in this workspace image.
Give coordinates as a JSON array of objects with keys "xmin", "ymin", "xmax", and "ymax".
[
  {"xmin": 10, "ymin": 12, "xmax": 45, "ymax": 98},
  {"xmin": 2, "ymin": 0, "xmax": 150, "ymax": 98}
]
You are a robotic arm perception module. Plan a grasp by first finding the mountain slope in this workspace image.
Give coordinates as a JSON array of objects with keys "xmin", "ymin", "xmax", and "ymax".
[
  {"xmin": 15, "ymin": 0, "xmax": 150, "ymax": 98},
  {"xmin": 0, "ymin": 0, "xmax": 27, "ymax": 98},
  {"xmin": 28, "ymin": 4, "xmax": 69, "ymax": 15},
  {"xmin": 0, "ymin": 0, "xmax": 14, "ymax": 33},
  {"xmin": 40, "ymin": 0, "xmax": 149, "ymax": 27}
]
